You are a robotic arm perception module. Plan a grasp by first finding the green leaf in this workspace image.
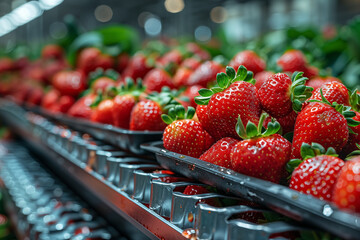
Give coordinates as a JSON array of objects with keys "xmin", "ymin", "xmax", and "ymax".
[
  {"xmin": 286, "ymin": 158, "xmax": 303, "ymax": 173},
  {"xmin": 245, "ymin": 121, "xmax": 259, "ymax": 138},
  {"xmin": 244, "ymin": 71, "xmax": 254, "ymax": 82},
  {"xmin": 217, "ymin": 72, "xmax": 228, "ymax": 88},
  {"xmin": 294, "ymin": 85, "xmax": 306, "ymax": 95},
  {"xmin": 211, "ymin": 87, "xmax": 223, "ymax": 93},
  {"xmin": 194, "ymin": 96, "xmax": 210, "ymax": 105},
  {"xmin": 186, "ymin": 107, "xmax": 196, "ymax": 119},
  {"xmin": 161, "ymin": 114, "xmax": 174, "ymax": 125},
  {"xmin": 175, "ymin": 105, "xmax": 185, "ymax": 119},
  {"xmin": 324, "ymin": 147, "xmax": 338, "ymax": 157},
  {"xmin": 319, "ymin": 88, "xmax": 331, "ymax": 106},
  {"xmin": 236, "ymin": 65, "xmax": 247, "ymax": 80},
  {"xmin": 226, "ymin": 66, "xmax": 236, "ymax": 79},
  {"xmin": 235, "ymin": 116, "xmax": 247, "ymax": 139},
  {"xmin": 343, "ymin": 111, "xmax": 356, "ymax": 118},
  {"xmin": 293, "ymin": 99, "xmax": 303, "ymax": 112},
  {"xmin": 300, "ymin": 143, "xmax": 314, "ymax": 160},
  {"xmin": 311, "ymin": 142, "xmax": 326, "ymax": 155},
  {"xmin": 347, "ymin": 118, "xmax": 360, "ymax": 127},
  {"xmin": 263, "ymin": 121, "xmax": 281, "ymax": 136},
  {"xmin": 198, "ymin": 88, "xmax": 213, "ymax": 97}
]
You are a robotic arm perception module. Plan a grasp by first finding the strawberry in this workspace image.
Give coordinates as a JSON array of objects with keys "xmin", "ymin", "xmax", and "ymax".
[
  {"xmin": 41, "ymin": 44, "xmax": 64, "ymax": 60},
  {"xmin": 179, "ymin": 85, "xmax": 202, "ymax": 108},
  {"xmin": 186, "ymin": 43, "xmax": 210, "ymax": 61},
  {"xmin": 183, "ymin": 185, "xmax": 220, "ymax": 206},
  {"xmin": 162, "ymin": 106, "xmax": 214, "ymax": 158},
  {"xmin": 230, "ymin": 113, "xmax": 291, "ymax": 183},
  {"xmin": 195, "ymin": 104, "xmax": 221, "ymax": 140},
  {"xmin": 264, "ymin": 110, "xmax": 298, "ymax": 135},
  {"xmin": 57, "ymin": 95, "xmax": 75, "ymax": 113},
  {"xmin": 258, "ymin": 72, "xmax": 312, "ymax": 118},
  {"xmin": 112, "ymin": 78, "xmax": 145, "ymax": 129},
  {"xmin": 291, "ymin": 91, "xmax": 359, "ymax": 159},
  {"xmin": 91, "ymin": 99, "xmax": 115, "ymax": 125},
  {"xmin": 199, "ymin": 137, "xmax": 238, "ymax": 169},
  {"xmin": 122, "ymin": 53, "xmax": 153, "ymax": 80},
  {"xmin": 88, "ymin": 68, "xmax": 118, "ymax": 94},
  {"xmin": 277, "ymin": 50, "xmax": 307, "ymax": 73},
  {"xmin": 185, "ymin": 61, "xmax": 224, "ymax": 87},
  {"xmin": 52, "ymin": 70, "xmax": 86, "ymax": 97},
  {"xmin": 130, "ymin": 89, "xmax": 179, "ymax": 131},
  {"xmin": 116, "ymin": 53, "xmax": 130, "ymax": 74},
  {"xmin": 26, "ymin": 87, "xmax": 44, "ymax": 106},
  {"xmin": 303, "ymin": 65, "xmax": 319, "ymax": 78},
  {"xmin": 180, "ymin": 57, "xmax": 201, "ymax": 70},
  {"xmin": 76, "ymin": 47, "xmax": 114, "ymax": 75},
  {"xmin": 42, "ymin": 89, "xmax": 61, "ymax": 110},
  {"xmin": 67, "ymin": 93, "xmax": 96, "ymax": 119},
  {"xmin": 195, "ymin": 66, "xmax": 261, "ymax": 139},
  {"xmin": 229, "ymin": 50, "xmax": 266, "ymax": 75},
  {"xmin": 157, "ymin": 49, "xmax": 183, "ymax": 67},
  {"xmin": 143, "ymin": 68, "xmax": 175, "ymax": 93},
  {"xmin": 173, "ymin": 67, "xmax": 193, "ymax": 87},
  {"xmin": 332, "ymin": 156, "xmax": 360, "ymax": 214},
  {"xmin": 0, "ymin": 57, "xmax": 14, "ymax": 73},
  {"xmin": 254, "ymin": 71, "xmax": 274, "ymax": 90},
  {"xmin": 306, "ymin": 76, "xmax": 342, "ymax": 91},
  {"xmin": 288, "ymin": 143, "xmax": 344, "ymax": 201},
  {"xmin": 308, "ymin": 81, "xmax": 349, "ymax": 106}
]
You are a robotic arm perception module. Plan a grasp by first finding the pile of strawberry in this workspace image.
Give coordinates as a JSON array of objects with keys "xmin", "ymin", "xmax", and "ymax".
[{"xmin": 161, "ymin": 50, "xmax": 360, "ymax": 216}]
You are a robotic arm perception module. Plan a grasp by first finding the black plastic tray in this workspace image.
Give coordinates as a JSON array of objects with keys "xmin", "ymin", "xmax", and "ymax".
[
  {"xmin": 22, "ymin": 103, "xmax": 163, "ymax": 155},
  {"xmin": 141, "ymin": 141, "xmax": 360, "ymax": 240}
]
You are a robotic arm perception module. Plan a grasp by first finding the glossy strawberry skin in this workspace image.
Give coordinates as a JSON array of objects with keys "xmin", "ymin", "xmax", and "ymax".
[
  {"xmin": 91, "ymin": 99, "xmax": 114, "ymax": 125},
  {"xmin": 277, "ymin": 50, "xmax": 307, "ymax": 73},
  {"xmin": 308, "ymin": 81, "xmax": 349, "ymax": 106},
  {"xmin": 112, "ymin": 95, "xmax": 136, "ymax": 129},
  {"xmin": 332, "ymin": 157, "xmax": 360, "ymax": 214},
  {"xmin": 180, "ymin": 57, "xmax": 201, "ymax": 70},
  {"xmin": 291, "ymin": 102, "xmax": 349, "ymax": 159},
  {"xmin": 290, "ymin": 156, "xmax": 344, "ymax": 201},
  {"xmin": 207, "ymin": 81, "xmax": 261, "ymax": 139},
  {"xmin": 199, "ymin": 137, "xmax": 238, "ymax": 168},
  {"xmin": 196, "ymin": 105, "xmax": 221, "ymax": 140},
  {"xmin": 92, "ymin": 76, "xmax": 116, "ymax": 94},
  {"xmin": 41, "ymin": 45, "xmax": 64, "ymax": 60},
  {"xmin": 173, "ymin": 67, "xmax": 193, "ymax": 87},
  {"xmin": 77, "ymin": 47, "xmax": 114, "ymax": 75},
  {"xmin": 116, "ymin": 53, "xmax": 130, "ymax": 74},
  {"xmin": 129, "ymin": 100, "xmax": 167, "ymax": 131},
  {"xmin": 67, "ymin": 94, "xmax": 96, "ymax": 119},
  {"xmin": 180, "ymin": 85, "xmax": 202, "ymax": 108},
  {"xmin": 42, "ymin": 89, "xmax": 60, "ymax": 110},
  {"xmin": 52, "ymin": 70, "xmax": 86, "ymax": 97},
  {"xmin": 163, "ymin": 119, "xmax": 214, "ymax": 158},
  {"xmin": 26, "ymin": 87, "xmax": 44, "ymax": 106},
  {"xmin": 258, "ymin": 73, "xmax": 293, "ymax": 118},
  {"xmin": 230, "ymin": 134, "xmax": 291, "ymax": 183},
  {"xmin": 185, "ymin": 61, "xmax": 224, "ymax": 87},
  {"xmin": 186, "ymin": 43, "xmax": 210, "ymax": 61},
  {"xmin": 306, "ymin": 76, "xmax": 341, "ymax": 91},
  {"xmin": 254, "ymin": 71, "xmax": 274, "ymax": 90},
  {"xmin": 143, "ymin": 68, "xmax": 175, "ymax": 93},
  {"xmin": 303, "ymin": 65, "xmax": 319, "ymax": 79},
  {"xmin": 157, "ymin": 49, "xmax": 183, "ymax": 67},
  {"xmin": 229, "ymin": 50, "xmax": 265, "ymax": 75},
  {"xmin": 122, "ymin": 54, "xmax": 153, "ymax": 80}
]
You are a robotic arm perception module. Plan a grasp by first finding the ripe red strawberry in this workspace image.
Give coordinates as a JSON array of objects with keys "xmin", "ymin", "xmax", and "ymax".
[
  {"xmin": 291, "ymin": 93, "xmax": 358, "ymax": 159},
  {"xmin": 122, "ymin": 53, "xmax": 153, "ymax": 80},
  {"xmin": 68, "ymin": 93, "xmax": 96, "ymax": 119},
  {"xmin": 332, "ymin": 156, "xmax": 360, "ymax": 214},
  {"xmin": 195, "ymin": 66, "xmax": 261, "ymax": 140},
  {"xmin": 185, "ymin": 61, "xmax": 224, "ymax": 87},
  {"xmin": 306, "ymin": 76, "xmax": 341, "ymax": 91},
  {"xmin": 57, "ymin": 95, "xmax": 75, "ymax": 113},
  {"xmin": 229, "ymin": 50, "xmax": 265, "ymax": 75},
  {"xmin": 199, "ymin": 137, "xmax": 238, "ymax": 169},
  {"xmin": 0, "ymin": 57, "xmax": 14, "ymax": 73},
  {"xmin": 254, "ymin": 71, "xmax": 274, "ymax": 89},
  {"xmin": 91, "ymin": 99, "xmax": 114, "ymax": 125},
  {"xmin": 196, "ymin": 104, "xmax": 221, "ymax": 140},
  {"xmin": 88, "ymin": 68, "xmax": 118, "ymax": 94},
  {"xmin": 173, "ymin": 67, "xmax": 193, "ymax": 87},
  {"xmin": 42, "ymin": 89, "xmax": 61, "ymax": 110},
  {"xmin": 180, "ymin": 57, "xmax": 201, "ymax": 70},
  {"xmin": 112, "ymin": 78, "xmax": 145, "ymax": 129},
  {"xmin": 41, "ymin": 44, "xmax": 64, "ymax": 60},
  {"xmin": 186, "ymin": 43, "xmax": 210, "ymax": 61},
  {"xmin": 258, "ymin": 72, "xmax": 312, "ymax": 118},
  {"xmin": 143, "ymin": 68, "xmax": 175, "ymax": 93},
  {"xmin": 116, "ymin": 53, "xmax": 130, "ymax": 74},
  {"xmin": 264, "ymin": 110, "xmax": 297, "ymax": 135},
  {"xmin": 303, "ymin": 65, "xmax": 319, "ymax": 79},
  {"xmin": 52, "ymin": 70, "xmax": 86, "ymax": 97},
  {"xmin": 130, "ymin": 90, "xmax": 178, "ymax": 131},
  {"xmin": 277, "ymin": 50, "xmax": 307, "ymax": 73},
  {"xmin": 76, "ymin": 47, "xmax": 114, "ymax": 75},
  {"xmin": 179, "ymin": 85, "xmax": 202, "ymax": 108},
  {"xmin": 308, "ymin": 81, "xmax": 349, "ymax": 106},
  {"xmin": 162, "ymin": 106, "xmax": 214, "ymax": 158},
  {"xmin": 288, "ymin": 143, "xmax": 344, "ymax": 201},
  {"xmin": 26, "ymin": 87, "xmax": 44, "ymax": 106},
  {"xmin": 183, "ymin": 185, "xmax": 220, "ymax": 206},
  {"xmin": 230, "ymin": 113, "xmax": 291, "ymax": 183},
  {"xmin": 157, "ymin": 49, "xmax": 183, "ymax": 67}
]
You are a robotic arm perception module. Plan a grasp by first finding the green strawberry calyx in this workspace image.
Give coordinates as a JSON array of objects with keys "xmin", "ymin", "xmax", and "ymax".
[
  {"xmin": 147, "ymin": 86, "xmax": 181, "ymax": 111},
  {"xmin": 286, "ymin": 142, "xmax": 338, "ymax": 173},
  {"xmin": 290, "ymin": 71, "xmax": 313, "ymax": 112},
  {"xmin": 88, "ymin": 68, "xmax": 119, "ymax": 86},
  {"xmin": 90, "ymin": 92, "xmax": 103, "ymax": 108},
  {"xmin": 349, "ymin": 89, "xmax": 360, "ymax": 112},
  {"xmin": 308, "ymin": 88, "xmax": 360, "ymax": 132},
  {"xmin": 194, "ymin": 65, "xmax": 255, "ymax": 105},
  {"xmin": 235, "ymin": 112, "xmax": 281, "ymax": 139},
  {"xmin": 346, "ymin": 143, "xmax": 360, "ymax": 160},
  {"xmin": 161, "ymin": 105, "xmax": 196, "ymax": 125},
  {"xmin": 117, "ymin": 77, "xmax": 145, "ymax": 100}
]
